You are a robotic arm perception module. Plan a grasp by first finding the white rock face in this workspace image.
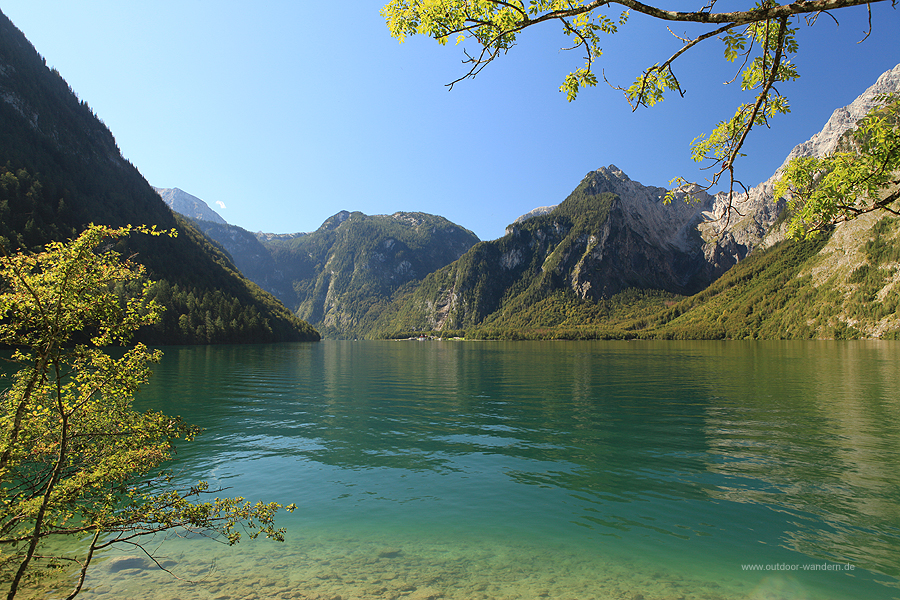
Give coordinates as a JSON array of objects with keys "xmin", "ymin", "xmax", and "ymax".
[
  {"xmin": 512, "ymin": 167, "xmax": 716, "ymax": 251},
  {"xmin": 783, "ymin": 63, "xmax": 900, "ymax": 163},
  {"xmin": 154, "ymin": 187, "xmax": 227, "ymax": 224},
  {"xmin": 514, "ymin": 205, "xmax": 557, "ymax": 224},
  {"xmin": 592, "ymin": 165, "xmax": 716, "ymax": 253}
]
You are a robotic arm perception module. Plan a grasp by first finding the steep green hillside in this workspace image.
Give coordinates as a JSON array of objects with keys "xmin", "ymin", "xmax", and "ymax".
[
  {"xmin": 190, "ymin": 220, "xmax": 304, "ymax": 305},
  {"xmin": 634, "ymin": 213, "xmax": 900, "ymax": 340},
  {"xmin": 369, "ymin": 166, "xmax": 900, "ymax": 341},
  {"xmin": 0, "ymin": 11, "xmax": 318, "ymax": 343}
]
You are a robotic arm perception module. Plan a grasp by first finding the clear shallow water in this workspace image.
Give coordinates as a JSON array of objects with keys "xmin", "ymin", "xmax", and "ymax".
[{"xmin": 47, "ymin": 341, "xmax": 900, "ymax": 599}]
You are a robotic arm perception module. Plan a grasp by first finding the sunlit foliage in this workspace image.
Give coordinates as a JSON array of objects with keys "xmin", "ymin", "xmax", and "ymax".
[
  {"xmin": 0, "ymin": 226, "xmax": 295, "ymax": 599},
  {"xmin": 777, "ymin": 94, "xmax": 900, "ymax": 238}
]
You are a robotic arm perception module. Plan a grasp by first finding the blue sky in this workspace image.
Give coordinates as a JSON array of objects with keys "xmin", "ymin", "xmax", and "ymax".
[{"xmin": 3, "ymin": 2, "xmax": 899, "ymax": 240}]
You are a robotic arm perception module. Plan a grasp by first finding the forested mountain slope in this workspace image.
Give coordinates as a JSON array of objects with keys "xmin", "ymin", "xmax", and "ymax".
[
  {"xmin": 190, "ymin": 210, "xmax": 480, "ymax": 338},
  {"xmin": 370, "ymin": 167, "xmax": 727, "ymax": 336},
  {"xmin": 374, "ymin": 198, "xmax": 900, "ymax": 341},
  {"xmin": 0, "ymin": 10, "xmax": 319, "ymax": 343}
]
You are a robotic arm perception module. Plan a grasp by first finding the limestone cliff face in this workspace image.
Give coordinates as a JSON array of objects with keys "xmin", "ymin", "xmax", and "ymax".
[
  {"xmin": 700, "ymin": 62, "xmax": 900, "ymax": 257},
  {"xmin": 290, "ymin": 211, "xmax": 479, "ymax": 336},
  {"xmin": 782, "ymin": 64, "xmax": 900, "ymax": 163},
  {"xmin": 538, "ymin": 166, "xmax": 719, "ymax": 298}
]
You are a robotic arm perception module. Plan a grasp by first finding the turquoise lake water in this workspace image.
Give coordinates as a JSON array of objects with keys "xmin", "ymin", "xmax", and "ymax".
[{"xmin": 49, "ymin": 340, "xmax": 900, "ymax": 599}]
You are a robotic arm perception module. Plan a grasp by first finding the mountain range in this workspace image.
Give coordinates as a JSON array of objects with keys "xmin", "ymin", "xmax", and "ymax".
[
  {"xmin": 172, "ymin": 64, "xmax": 900, "ymax": 340},
  {"xmin": 369, "ymin": 64, "xmax": 900, "ymax": 340},
  {"xmin": 188, "ymin": 210, "xmax": 480, "ymax": 338}
]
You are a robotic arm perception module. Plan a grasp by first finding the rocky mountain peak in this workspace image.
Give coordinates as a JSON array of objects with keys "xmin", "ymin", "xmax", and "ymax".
[
  {"xmin": 318, "ymin": 210, "xmax": 352, "ymax": 231},
  {"xmin": 581, "ymin": 165, "xmax": 716, "ymax": 253},
  {"xmin": 509, "ymin": 64, "xmax": 900, "ymax": 275},
  {"xmin": 154, "ymin": 187, "xmax": 226, "ymax": 224},
  {"xmin": 514, "ymin": 164, "xmax": 716, "ymax": 253}
]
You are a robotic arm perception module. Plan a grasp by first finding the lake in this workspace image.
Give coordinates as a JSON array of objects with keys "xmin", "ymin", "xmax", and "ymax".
[{"xmin": 52, "ymin": 340, "xmax": 900, "ymax": 599}]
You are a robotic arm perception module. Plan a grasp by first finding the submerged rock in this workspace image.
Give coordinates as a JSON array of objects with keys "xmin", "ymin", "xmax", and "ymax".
[
  {"xmin": 105, "ymin": 555, "xmax": 152, "ymax": 572},
  {"xmin": 378, "ymin": 547, "xmax": 403, "ymax": 559}
]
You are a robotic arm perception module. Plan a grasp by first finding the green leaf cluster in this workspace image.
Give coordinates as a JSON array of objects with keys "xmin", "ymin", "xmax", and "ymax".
[
  {"xmin": 690, "ymin": 18, "xmax": 799, "ymax": 170},
  {"xmin": 381, "ymin": 0, "xmax": 897, "ymax": 204},
  {"xmin": 624, "ymin": 64, "xmax": 679, "ymax": 109},
  {"xmin": 0, "ymin": 226, "xmax": 294, "ymax": 599},
  {"xmin": 776, "ymin": 94, "xmax": 900, "ymax": 238},
  {"xmin": 382, "ymin": 0, "xmax": 622, "ymax": 99}
]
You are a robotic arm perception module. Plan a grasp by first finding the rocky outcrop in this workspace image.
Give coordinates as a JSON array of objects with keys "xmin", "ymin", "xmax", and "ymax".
[
  {"xmin": 512, "ymin": 205, "xmax": 557, "ymax": 225},
  {"xmin": 783, "ymin": 63, "xmax": 900, "ymax": 162},
  {"xmin": 287, "ymin": 211, "xmax": 480, "ymax": 336},
  {"xmin": 548, "ymin": 166, "xmax": 719, "ymax": 296}
]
